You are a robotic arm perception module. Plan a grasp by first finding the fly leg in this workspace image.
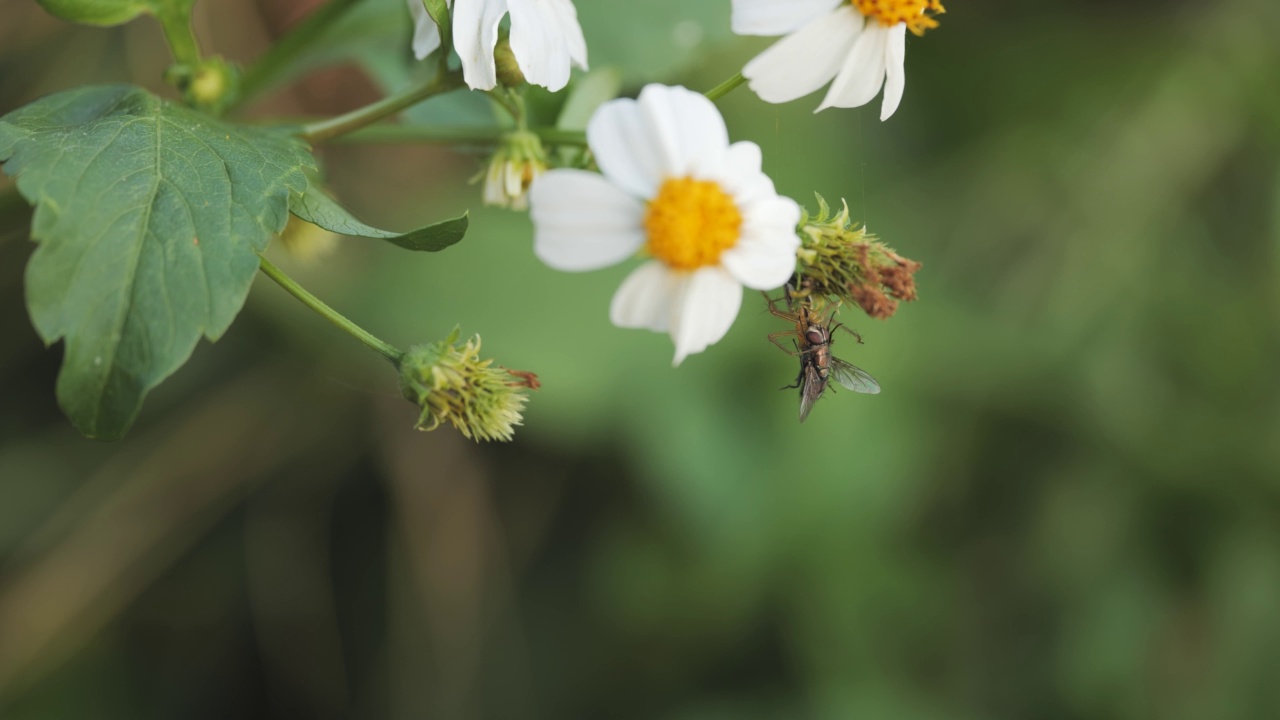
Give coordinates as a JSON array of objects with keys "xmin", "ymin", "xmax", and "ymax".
[{"xmin": 829, "ymin": 322, "xmax": 863, "ymax": 345}]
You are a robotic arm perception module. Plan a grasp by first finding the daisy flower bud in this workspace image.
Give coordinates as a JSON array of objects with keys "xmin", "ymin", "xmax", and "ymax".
[
  {"xmin": 796, "ymin": 195, "xmax": 921, "ymax": 319},
  {"xmin": 163, "ymin": 57, "xmax": 240, "ymax": 115},
  {"xmin": 493, "ymin": 37, "xmax": 526, "ymax": 88},
  {"xmin": 733, "ymin": 0, "xmax": 945, "ymax": 119},
  {"xmin": 398, "ymin": 329, "xmax": 533, "ymax": 442},
  {"xmin": 528, "ymin": 84, "xmax": 802, "ymax": 365},
  {"xmin": 406, "ymin": 0, "xmax": 588, "ymax": 92},
  {"xmin": 277, "ymin": 214, "xmax": 339, "ymax": 263},
  {"xmin": 479, "ymin": 130, "xmax": 547, "ymax": 210}
]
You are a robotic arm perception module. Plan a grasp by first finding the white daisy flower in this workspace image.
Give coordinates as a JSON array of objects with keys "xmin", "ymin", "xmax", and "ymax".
[
  {"xmin": 528, "ymin": 84, "xmax": 802, "ymax": 365},
  {"xmin": 734, "ymin": 0, "xmax": 944, "ymax": 120},
  {"xmin": 406, "ymin": 0, "xmax": 588, "ymax": 92}
]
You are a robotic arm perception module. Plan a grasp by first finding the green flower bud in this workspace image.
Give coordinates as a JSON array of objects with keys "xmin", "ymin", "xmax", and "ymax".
[
  {"xmin": 277, "ymin": 214, "xmax": 339, "ymax": 263},
  {"xmin": 164, "ymin": 57, "xmax": 240, "ymax": 114},
  {"xmin": 795, "ymin": 194, "xmax": 921, "ymax": 320},
  {"xmin": 494, "ymin": 37, "xmax": 526, "ymax": 88},
  {"xmin": 398, "ymin": 329, "xmax": 534, "ymax": 442}
]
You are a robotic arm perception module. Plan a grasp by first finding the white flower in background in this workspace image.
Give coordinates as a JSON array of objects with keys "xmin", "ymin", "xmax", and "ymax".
[
  {"xmin": 734, "ymin": 0, "xmax": 945, "ymax": 120},
  {"xmin": 528, "ymin": 85, "xmax": 802, "ymax": 365},
  {"xmin": 406, "ymin": 0, "xmax": 588, "ymax": 92}
]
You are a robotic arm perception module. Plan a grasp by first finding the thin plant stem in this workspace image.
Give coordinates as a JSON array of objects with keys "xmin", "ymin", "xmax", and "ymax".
[
  {"xmin": 299, "ymin": 73, "xmax": 464, "ymax": 143},
  {"xmin": 155, "ymin": 11, "xmax": 202, "ymax": 67},
  {"xmin": 258, "ymin": 255, "xmax": 404, "ymax": 365},
  {"xmin": 485, "ymin": 89, "xmax": 520, "ymax": 120},
  {"xmin": 237, "ymin": 0, "xmax": 365, "ymax": 109},
  {"xmin": 705, "ymin": 72, "xmax": 747, "ymax": 102},
  {"xmin": 337, "ymin": 124, "xmax": 588, "ymax": 146}
]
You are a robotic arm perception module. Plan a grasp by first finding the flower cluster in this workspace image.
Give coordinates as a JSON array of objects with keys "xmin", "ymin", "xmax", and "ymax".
[{"xmin": 399, "ymin": 0, "xmax": 943, "ymax": 426}]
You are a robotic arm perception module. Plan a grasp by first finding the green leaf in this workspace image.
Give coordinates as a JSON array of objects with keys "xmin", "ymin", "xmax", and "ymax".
[
  {"xmin": 289, "ymin": 185, "xmax": 467, "ymax": 252},
  {"xmin": 556, "ymin": 68, "xmax": 623, "ymax": 131},
  {"xmin": 36, "ymin": 0, "xmax": 193, "ymax": 26},
  {"xmin": 420, "ymin": 0, "xmax": 452, "ymax": 62},
  {"xmin": 0, "ymin": 85, "xmax": 313, "ymax": 439}
]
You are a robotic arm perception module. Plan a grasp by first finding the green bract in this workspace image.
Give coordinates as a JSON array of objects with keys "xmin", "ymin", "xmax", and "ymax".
[
  {"xmin": 289, "ymin": 185, "xmax": 468, "ymax": 252},
  {"xmin": 0, "ymin": 85, "xmax": 313, "ymax": 440}
]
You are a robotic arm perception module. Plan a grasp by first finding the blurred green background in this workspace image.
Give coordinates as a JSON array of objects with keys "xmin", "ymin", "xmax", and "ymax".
[{"xmin": 3, "ymin": 0, "xmax": 1280, "ymax": 717}]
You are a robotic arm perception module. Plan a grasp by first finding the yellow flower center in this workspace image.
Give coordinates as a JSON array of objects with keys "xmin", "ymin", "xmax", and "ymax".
[
  {"xmin": 851, "ymin": 0, "xmax": 945, "ymax": 36},
  {"xmin": 645, "ymin": 177, "xmax": 742, "ymax": 270}
]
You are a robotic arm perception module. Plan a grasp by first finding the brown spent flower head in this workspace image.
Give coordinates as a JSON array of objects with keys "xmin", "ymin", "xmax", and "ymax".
[
  {"xmin": 794, "ymin": 194, "xmax": 921, "ymax": 320},
  {"xmin": 398, "ymin": 329, "xmax": 534, "ymax": 442}
]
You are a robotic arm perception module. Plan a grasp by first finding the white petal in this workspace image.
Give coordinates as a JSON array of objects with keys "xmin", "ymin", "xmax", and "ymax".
[
  {"xmin": 713, "ymin": 141, "xmax": 776, "ymax": 208},
  {"xmin": 742, "ymin": 193, "xmax": 803, "ymax": 235},
  {"xmin": 529, "ymin": 170, "xmax": 645, "ymax": 271},
  {"xmin": 720, "ymin": 242, "xmax": 797, "ymax": 291},
  {"xmin": 454, "ymin": 0, "xmax": 508, "ymax": 91},
  {"xmin": 551, "ymin": 0, "xmax": 588, "ymax": 69},
  {"xmin": 880, "ymin": 23, "xmax": 908, "ymax": 120},
  {"xmin": 742, "ymin": 6, "xmax": 863, "ymax": 104},
  {"xmin": 731, "ymin": 0, "xmax": 843, "ymax": 36},
  {"xmin": 818, "ymin": 23, "xmax": 890, "ymax": 112},
  {"xmin": 508, "ymin": 0, "xmax": 586, "ymax": 92},
  {"xmin": 586, "ymin": 84, "xmax": 729, "ymax": 199},
  {"xmin": 722, "ymin": 226, "xmax": 800, "ymax": 295},
  {"xmin": 610, "ymin": 261, "xmax": 677, "ymax": 333},
  {"xmin": 669, "ymin": 267, "xmax": 743, "ymax": 366},
  {"xmin": 722, "ymin": 195, "xmax": 801, "ymax": 289}
]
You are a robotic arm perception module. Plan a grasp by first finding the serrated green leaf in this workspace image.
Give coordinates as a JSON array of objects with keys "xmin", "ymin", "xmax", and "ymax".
[
  {"xmin": 0, "ymin": 85, "xmax": 313, "ymax": 439},
  {"xmin": 556, "ymin": 68, "xmax": 623, "ymax": 131},
  {"xmin": 290, "ymin": 185, "xmax": 467, "ymax": 252},
  {"xmin": 37, "ymin": 0, "xmax": 194, "ymax": 26}
]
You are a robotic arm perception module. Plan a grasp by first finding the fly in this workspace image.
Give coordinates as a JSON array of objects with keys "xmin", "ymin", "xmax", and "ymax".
[{"xmin": 766, "ymin": 288, "xmax": 880, "ymax": 422}]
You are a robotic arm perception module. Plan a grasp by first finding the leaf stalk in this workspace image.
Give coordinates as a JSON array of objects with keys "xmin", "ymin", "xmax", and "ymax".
[
  {"xmin": 298, "ymin": 72, "xmax": 465, "ymax": 143},
  {"xmin": 257, "ymin": 255, "xmax": 404, "ymax": 365}
]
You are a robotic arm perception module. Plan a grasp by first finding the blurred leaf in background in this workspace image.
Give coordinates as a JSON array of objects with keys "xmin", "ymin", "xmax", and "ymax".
[{"xmin": 3, "ymin": 0, "xmax": 1280, "ymax": 718}]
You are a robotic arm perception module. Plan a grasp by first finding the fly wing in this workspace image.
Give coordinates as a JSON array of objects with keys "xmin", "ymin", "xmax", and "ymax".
[
  {"xmin": 797, "ymin": 362, "xmax": 825, "ymax": 423},
  {"xmin": 829, "ymin": 357, "xmax": 881, "ymax": 394}
]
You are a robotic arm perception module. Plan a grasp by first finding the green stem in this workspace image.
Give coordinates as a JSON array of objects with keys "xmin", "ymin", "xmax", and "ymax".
[
  {"xmin": 704, "ymin": 72, "xmax": 746, "ymax": 102},
  {"xmin": 298, "ymin": 72, "xmax": 464, "ymax": 143},
  {"xmin": 258, "ymin": 255, "xmax": 403, "ymax": 365},
  {"xmin": 237, "ymin": 0, "xmax": 364, "ymax": 109},
  {"xmin": 513, "ymin": 92, "xmax": 530, "ymax": 131},
  {"xmin": 337, "ymin": 124, "xmax": 587, "ymax": 146},
  {"xmin": 485, "ymin": 89, "xmax": 520, "ymax": 120},
  {"xmin": 156, "ymin": 10, "xmax": 203, "ymax": 67}
]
